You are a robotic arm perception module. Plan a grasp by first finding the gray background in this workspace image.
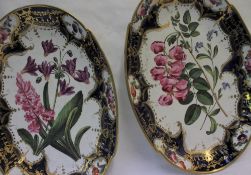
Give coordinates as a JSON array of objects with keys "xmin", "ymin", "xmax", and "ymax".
[{"xmin": 0, "ymin": 0, "xmax": 250, "ymax": 175}]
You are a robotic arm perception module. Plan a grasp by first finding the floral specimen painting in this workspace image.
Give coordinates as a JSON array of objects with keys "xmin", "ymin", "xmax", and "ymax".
[
  {"xmin": 0, "ymin": 5, "xmax": 117, "ymax": 175},
  {"xmin": 126, "ymin": 0, "xmax": 251, "ymax": 173},
  {"xmin": 16, "ymin": 39, "xmax": 91, "ymax": 160}
]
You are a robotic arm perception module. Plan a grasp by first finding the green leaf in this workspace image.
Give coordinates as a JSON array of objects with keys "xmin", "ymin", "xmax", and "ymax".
[
  {"xmin": 74, "ymin": 126, "xmax": 91, "ymax": 154},
  {"xmin": 179, "ymin": 91, "xmax": 194, "ymax": 105},
  {"xmin": 65, "ymin": 107, "xmax": 80, "ymax": 158},
  {"xmin": 218, "ymin": 88, "xmax": 222, "ymax": 99},
  {"xmin": 182, "ymin": 33, "xmax": 190, "ymax": 38},
  {"xmin": 179, "ymin": 23, "xmax": 188, "ymax": 32},
  {"xmin": 209, "ymin": 108, "xmax": 220, "ymax": 117},
  {"xmin": 201, "ymin": 106, "xmax": 208, "ymax": 113},
  {"xmin": 203, "ymin": 65, "xmax": 213, "ymax": 77},
  {"xmin": 34, "ymin": 135, "xmax": 39, "ymax": 152},
  {"xmin": 182, "ymin": 41, "xmax": 190, "ymax": 49},
  {"xmin": 17, "ymin": 129, "xmax": 36, "ymax": 153},
  {"xmin": 175, "ymin": 12, "xmax": 180, "ymax": 19},
  {"xmin": 197, "ymin": 90, "xmax": 214, "ymax": 105},
  {"xmin": 196, "ymin": 53, "xmax": 210, "ymax": 60},
  {"xmin": 213, "ymin": 67, "xmax": 219, "ymax": 88},
  {"xmin": 185, "ymin": 63, "xmax": 196, "ymax": 70},
  {"xmin": 179, "ymin": 74, "xmax": 189, "ymax": 80},
  {"xmin": 39, "ymin": 91, "xmax": 83, "ymax": 151},
  {"xmin": 43, "ymin": 82, "xmax": 51, "ymax": 110},
  {"xmin": 188, "ymin": 22, "xmax": 199, "ymax": 32},
  {"xmin": 207, "ymin": 43, "xmax": 211, "ymax": 51},
  {"xmin": 191, "ymin": 31, "xmax": 200, "ymax": 37},
  {"xmin": 213, "ymin": 45, "xmax": 218, "ymax": 58},
  {"xmin": 189, "ymin": 68, "xmax": 203, "ymax": 79},
  {"xmin": 206, "ymin": 117, "xmax": 217, "ymax": 135},
  {"xmin": 185, "ymin": 104, "xmax": 201, "ymax": 125},
  {"xmin": 193, "ymin": 77, "xmax": 210, "ymax": 91},
  {"xmin": 171, "ymin": 16, "xmax": 180, "ymax": 23},
  {"xmin": 167, "ymin": 34, "xmax": 177, "ymax": 46},
  {"xmin": 180, "ymin": 40, "xmax": 190, "ymax": 49},
  {"xmin": 183, "ymin": 10, "xmax": 191, "ymax": 24}
]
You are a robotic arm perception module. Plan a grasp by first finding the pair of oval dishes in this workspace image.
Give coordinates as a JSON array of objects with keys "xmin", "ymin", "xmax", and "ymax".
[{"xmin": 0, "ymin": 0, "xmax": 251, "ymax": 174}]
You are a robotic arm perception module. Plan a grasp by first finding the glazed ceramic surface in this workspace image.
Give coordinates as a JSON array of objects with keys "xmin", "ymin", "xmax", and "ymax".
[
  {"xmin": 0, "ymin": 5, "xmax": 118, "ymax": 175},
  {"xmin": 126, "ymin": 0, "xmax": 251, "ymax": 173}
]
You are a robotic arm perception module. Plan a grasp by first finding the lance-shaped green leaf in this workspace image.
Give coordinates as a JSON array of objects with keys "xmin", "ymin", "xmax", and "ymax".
[
  {"xmin": 191, "ymin": 31, "xmax": 200, "ymax": 37},
  {"xmin": 34, "ymin": 135, "xmax": 39, "ymax": 153},
  {"xmin": 213, "ymin": 45, "xmax": 219, "ymax": 58},
  {"xmin": 204, "ymin": 65, "xmax": 213, "ymax": 76},
  {"xmin": 185, "ymin": 63, "xmax": 196, "ymax": 70},
  {"xmin": 206, "ymin": 117, "xmax": 217, "ymax": 135},
  {"xmin": 189, "ymin": 68, "xmax": 203, "ymax": 79},
  {"xmin": 182, "ymin": 32, "xmax": 190, "ymax": 38},
  {"xmin": 185, "ymin": 104, "xmax": 202, "ymax": 125},
  {"xmin": 209, "ymin": 108, "xmax": 220, "ymax": 117},
  {"xmin": 179, "ymin": 91, "xmax": 194, "ymax": 105},
  {"xmin": 213, "ymin": 67, "xmax": 219, "ymax": 88},
  {"xmin": 43, "ymin": 82, "xmax": 50, "ymax": 110},
  {"xmin": 193, "ymin": 77, "xmax": 210, "ymax": 91},
  {"xmin": 188, "ymin": 22, "xmax": 199, "ymax": 32},
  {"xmin": 74, "ymin": 126, "xmax": 91, "ymax": 154},
  {"xmin": 38, "ymin": 91, "xmax": 83, "ymax": 152},
  {"xmin": 197, "ymin": 90, "xmax": 214, "ymax": 105},
  {"xmin": 183, "ymin": 10, "xmax": 191, "ymax": 24},
  {"xmin": 179, "ymin": 23, "xmax": 188, "ymax": 32},
  {"xmin": 196, "ymin": 53, "xmax": 210, "ymax": 60},
  {"xmin": 65, "ymin": 107, "xmax": 81, "ymax": 159}
]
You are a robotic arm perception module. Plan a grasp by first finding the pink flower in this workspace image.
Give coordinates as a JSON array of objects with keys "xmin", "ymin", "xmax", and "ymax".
[
  {"xmin": 169, "ymin": 46, "xmax": 187, "ymax": 61},
  {"xmin": 150, "ymin": 67, "xmax": 165, "ymax": 80},
  {"xmin": 160, "ymin": 77, "xmax": 178, "ymax": 92},
  {"xmin": 151, "ymin": 41, "xmax": 165, "ymax": 54},
  {"xmin": 15, "ymin": 74, "xmax": 55, "ymax": 132},
  {"xmin": 245, "ymin": 59, "xmax": 251, "ymax": 71},
  {"xmin": 174, "ymin": 89, "xmax": 189, "ymax": 101},
  {"xmin": 28, "ymin": 120, "xmax": 40, "ymax": 133},
  {"xmin": 158, "ymin": 95, "xmax": 173, "ymax": 106},
  {"xmin": 0, "ymin": 29, "xmax": 9, "ymax": 44},
  {"xmin": 169, "ymin": 61, "xmax": 185, "ymax": 78},
  {"xmin": 154, "ymin": 54, "xmax": 168, "ymax": 66},
  {"xmin": 41, "ymin": 110, "xmax": 55, "ymax": 122},
  {"xmin": 176, "ymin": 79, "xmax": 188, "ymax": 90},
  {"xmin": 24, "ymin": 111, "xmax": 36, "ymax": 122}
]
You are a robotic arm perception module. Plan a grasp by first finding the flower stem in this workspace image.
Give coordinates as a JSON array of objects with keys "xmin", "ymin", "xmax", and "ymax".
[
  {"xmin": 173, "ymin": 27, "xmax": 228, "ymax": 117},
  {"xmin": 200, "ymin": 102, "xmax": 216, "ymax": 130}
]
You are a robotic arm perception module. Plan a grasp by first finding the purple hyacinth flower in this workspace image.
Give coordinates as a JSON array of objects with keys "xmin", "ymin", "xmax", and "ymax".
[
  {"xmin": 58, "ymin": 79, "xmax": 75, "ymax": 96},
  {"xmin": 21, "ymin": 56, "xmax": 38, "ymax": 76},
  {"xmin": 74, "ymin": 66, "xmax": 90, "ymax": 84},
  {"xmin": 41, "ymin": 39, "xmax": 58, "ymax": 57},
  {"xmin": 38, "ymin": 61, "xmax": 55, "ymax": 80},
  {"xmin": 62, "ymin": 58, "xmax": 77, "ymax": 76}
]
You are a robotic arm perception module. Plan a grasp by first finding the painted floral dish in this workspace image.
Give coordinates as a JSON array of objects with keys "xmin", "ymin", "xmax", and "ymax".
[
  {"xmin": 126, "ymin": 0, "xmax": 251, "ymax": 173},
  {"xmin": 0, "ymin": 5, "xmax": 118, "ymax": 175}
]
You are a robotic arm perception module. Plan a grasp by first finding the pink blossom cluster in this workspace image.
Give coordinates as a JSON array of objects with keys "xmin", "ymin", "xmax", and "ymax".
[
  {"xmin": 15, "ymin": 73, "xmax": 55, "ymax": 133},
  {"xmin": 150, "ymin": 41, "xmax": 190, "ymax": 106}
]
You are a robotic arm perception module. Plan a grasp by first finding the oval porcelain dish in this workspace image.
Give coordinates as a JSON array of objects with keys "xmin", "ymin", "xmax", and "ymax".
[
  {"xmin": 125, "ymin": 0, "xmax": 251, "ymax": 173},
  {"xmin": 0, "ymin": 5, "xmax": 118, "ymax": 175}
]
